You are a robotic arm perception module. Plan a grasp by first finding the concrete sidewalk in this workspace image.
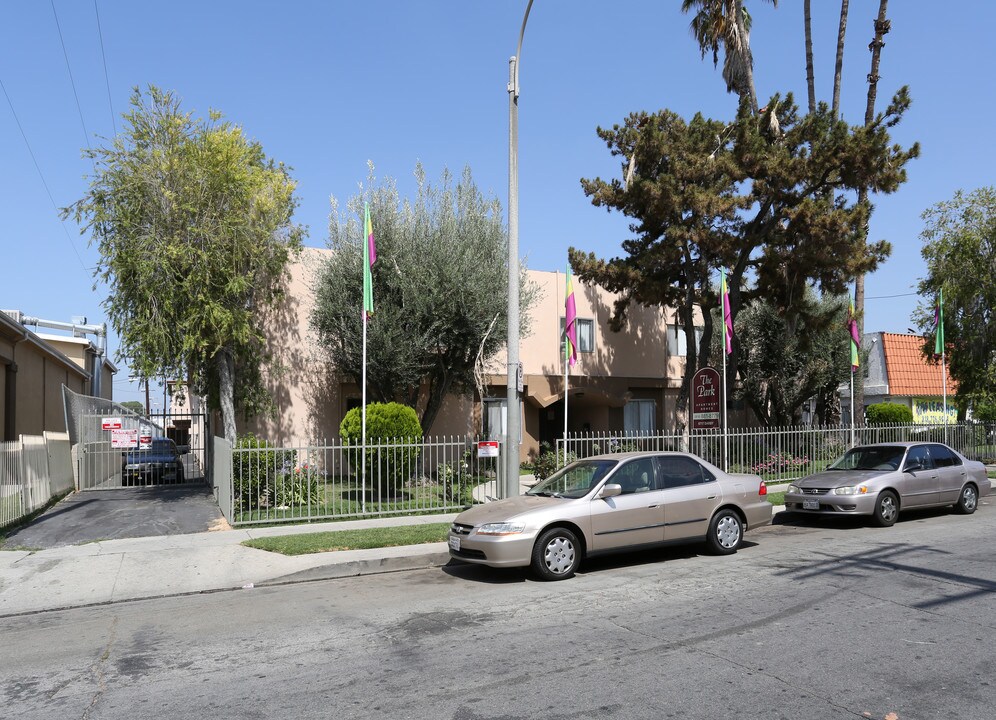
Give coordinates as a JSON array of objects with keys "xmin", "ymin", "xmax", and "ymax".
[{"xmin": 0, "ymin": 513, "xmax": 460, "ymax": 617}]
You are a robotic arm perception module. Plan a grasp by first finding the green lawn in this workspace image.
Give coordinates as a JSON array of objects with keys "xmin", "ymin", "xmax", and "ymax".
[
  {"xmin": 766, "ymin": 491, "xmax": 785, "ymax": 506},
  {"xmin": 243, "ymin": 522, "xmax": 451, "ymax": 555}
]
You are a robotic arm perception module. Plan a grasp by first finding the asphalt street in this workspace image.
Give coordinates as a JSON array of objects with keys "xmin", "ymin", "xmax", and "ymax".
[{"xmin": 2, "ymin": 501, "xmax": 993, "ymax": 720}]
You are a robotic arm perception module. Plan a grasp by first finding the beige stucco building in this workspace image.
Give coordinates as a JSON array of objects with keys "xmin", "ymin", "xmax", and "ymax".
[
  {"xmin": 246, "ymin": 248, "xmax": 698, "ymax": 462},
  {"xmin": 0, "ymin": 311, "xmax": 115, "ymax": 440}
]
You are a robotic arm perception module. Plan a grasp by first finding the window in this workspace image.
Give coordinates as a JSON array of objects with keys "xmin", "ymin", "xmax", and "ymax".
[
  {"xmin": 666, "ymin": 325, "xmax": 705, "ymax": 356},
  {"xmin": 903, "ymin": 445, "xmax": 934, "ymax": 472},
  {"xmin": 483, "ymin": 399, "xmax": 506, "ymax": 440},
  {"xmin": 561, "ymin": 317, "xmax": 595, "ymax": 353},
  {"xmin": 615, "ymin": 457, "xmax": 656, "ymax": 494},
  {"xmin": 928, "ymin": 444, "xmax": 961, "ymax": 468},
  {"xmin": 624, "ymin": 399, "xmax": 656, "ymax": 435},
  {"xmin": 658, "ymin": 455, "xmax": 714, "ymax": 488}
]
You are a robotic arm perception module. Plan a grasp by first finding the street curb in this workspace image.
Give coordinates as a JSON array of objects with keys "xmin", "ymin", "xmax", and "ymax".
[{"xmin": 255, "ymin": 548, "xmax": 454, "ymax": 587}]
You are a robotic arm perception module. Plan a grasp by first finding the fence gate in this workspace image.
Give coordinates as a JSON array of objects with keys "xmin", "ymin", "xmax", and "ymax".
[{"xmin": 63, "ymin": 386, "xmax": 211, "ymax": 491}]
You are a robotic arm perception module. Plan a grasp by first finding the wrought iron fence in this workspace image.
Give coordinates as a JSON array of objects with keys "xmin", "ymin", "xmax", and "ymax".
[
  {"xmin": 221, "ymin": 435, "xmax": 504, "ymax": 526},
  {"xmin": 558, "ymin": 423, "xmax": 996, "ymax": 484}
]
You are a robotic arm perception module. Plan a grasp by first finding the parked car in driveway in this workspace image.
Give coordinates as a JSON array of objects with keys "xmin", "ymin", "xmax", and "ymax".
[
  {"xmin": 448, "ymin": 451, "xmax": 772, "ymax": 581},
  {"xmin": 122, "ymin": 437, "xmax": 185, "ymax": 486},
  {"xmin": 783, "ymin": 442, "xmax": 990, "ymax": 527}
]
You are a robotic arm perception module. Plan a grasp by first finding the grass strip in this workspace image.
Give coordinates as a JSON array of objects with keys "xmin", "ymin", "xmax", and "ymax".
[
  {"xmin": 766, "ymin": 491, "xmax": 785, "ymax": 506},
  {"xmin": 243, "ymin": 522, "xmax": 451, "ymax": 556}
]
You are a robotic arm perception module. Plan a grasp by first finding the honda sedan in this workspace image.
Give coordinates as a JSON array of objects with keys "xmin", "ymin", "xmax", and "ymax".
[
  {"xmin": 783, "ymin": 442, "xmax": 990, "ymax": 527},
  {"xmin": 448, "ymin": 451, "xmax": 772, "ymax": 581}
]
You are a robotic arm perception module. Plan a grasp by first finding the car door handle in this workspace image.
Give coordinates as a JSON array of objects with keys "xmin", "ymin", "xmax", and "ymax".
[
  {"xmin": 647, "ymin": 504, "xmax": 660, "ymax": 509},
  {"xmin": 707, "ymin": 495, "xmax": 716, "ymax": 499}
]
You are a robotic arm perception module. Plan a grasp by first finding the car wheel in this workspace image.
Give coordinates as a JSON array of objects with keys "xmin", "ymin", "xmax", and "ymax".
[
  {"xmin": 706, "ymin": 509, "xmax": 743, "ymax": 555},
  {"xmin": 873, "ymin": 490, "xmax": 899, "ymax": 527},
  {"xmin": 954, "ymin": 484, "xmax": 978, "ymax": 515},
  {"xmin": 531, "ymin": 527, "xmax": 580, "ymax": 581}
]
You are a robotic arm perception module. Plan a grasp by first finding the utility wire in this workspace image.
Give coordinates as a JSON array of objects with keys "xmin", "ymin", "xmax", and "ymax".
[
  {"xmin": 0, "ymin": 75, "xmax": 90, "ymax": 275},
  {"xmin": 93, "ymin": 0, "xmax": 116, "ymax": 135},
  {"xmin": 51, "ymin": 0, "xmax": 92, "ymax": 152}
]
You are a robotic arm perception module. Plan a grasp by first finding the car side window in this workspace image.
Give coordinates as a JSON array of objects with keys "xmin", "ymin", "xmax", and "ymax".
[
  {"xmin": 615, "ymin": 458, "xmax": 656, "ymax": 494},
  {"xmin": 903, "ymin": 445, "xmax": 933, "ymax": 471},
  {"xmin": 928, "ymin": 445, "xmax": 961, "ymax": 468},
  {"xmin": 658, "ymin": 455, "xmax": 713, "ymax": 489}
]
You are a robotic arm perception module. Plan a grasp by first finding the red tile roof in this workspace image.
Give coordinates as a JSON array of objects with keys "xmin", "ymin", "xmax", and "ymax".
[{"xmin": 881, "ymin": 333, "xmax": 955, "ymax": 396}]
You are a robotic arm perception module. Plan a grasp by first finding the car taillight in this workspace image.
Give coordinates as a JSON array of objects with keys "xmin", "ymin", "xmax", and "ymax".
[{"xmin": 759, "ymin": 481, "xmax": 767, "ymax": 496}]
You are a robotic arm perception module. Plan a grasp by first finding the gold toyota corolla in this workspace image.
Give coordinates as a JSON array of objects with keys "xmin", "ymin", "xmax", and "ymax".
[{"xmin": 448, "ymin": 451, "xmax": 772, "ymax": 580}]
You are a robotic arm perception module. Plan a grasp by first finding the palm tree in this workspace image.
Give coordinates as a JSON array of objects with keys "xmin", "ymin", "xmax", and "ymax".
[
  {"xmin": 831, "ymin": 0, "xmax": 851, "ymax": 118},
  {"xmin": 681, "ymin": 0, "xmax": 777, "ymax": 115}
]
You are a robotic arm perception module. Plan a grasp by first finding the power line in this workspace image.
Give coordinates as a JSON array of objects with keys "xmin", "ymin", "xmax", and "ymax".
[
  {"xmin": 51, "ymin": 0, "xmax": 92, "ymax": 153},
  {"xmin": 0, "ymin": 75, "xmax": 91, "ymax": 276},
  {"xmin": 866, "ymin": 292, "xmax": 918, "ymax": 300},
  {"xmin": 93, "ymin": 0, "xmax": 116, "ymax": 136}
]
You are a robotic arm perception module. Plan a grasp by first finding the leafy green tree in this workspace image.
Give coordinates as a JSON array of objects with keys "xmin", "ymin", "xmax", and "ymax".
[
  {"xmin": 119, "ymin": 400, "xmax": 145, "ymax": 415},
  {"xmin": 311, "ymin": 164, "xmax": 535, "ymax": 433},
  {"xmin": 917, "ymin": 187, "xmax": 996, "ymax": 410},
  {"xmin": 733, "ymin": 292, "xmax": 855, "ymax": 426},
  {"xmin": 64, "ymin": 86, "xmax": 304, "ymax": 443},
  {"xmin": 572, "ymin": 92, "xmax": 916, "ymax": 425}
]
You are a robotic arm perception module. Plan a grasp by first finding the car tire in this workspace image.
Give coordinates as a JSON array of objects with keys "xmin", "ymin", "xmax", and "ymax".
[
  {"xmin": 531, "ymin": 527, "xmax": 580, "ymax": 581},
  {"xmin": 706, "ymin": 509, "xmax": 743, "ymax": 555},
  {"xmin": 872, "ymin": 490, "xmax": 899, "ymax": 527},
  {"xmin": 954, "ymin": 484, "xmax": 978, "ymax": 515}
]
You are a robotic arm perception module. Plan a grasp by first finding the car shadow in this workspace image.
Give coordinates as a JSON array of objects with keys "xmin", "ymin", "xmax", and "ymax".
[
  {"xmin": 441, "ymin": 539, "xmax": 762, "ymax": 584},
  {"xmin": 774, "ymin": 505, "xmax": 962, "ymax": 530}
]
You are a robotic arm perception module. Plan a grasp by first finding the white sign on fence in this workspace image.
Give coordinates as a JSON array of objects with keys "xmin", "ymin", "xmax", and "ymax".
[
  {"xmin": 102, "ymin": 417, "xmax": 123, "ymax": 430},
  {"xmin": 111, "ymin": 429, "xmax": 139, "ymax": 448},
  {"xmin": 477, "ymin": 441, "xmax": 499, "ymax": 458}
]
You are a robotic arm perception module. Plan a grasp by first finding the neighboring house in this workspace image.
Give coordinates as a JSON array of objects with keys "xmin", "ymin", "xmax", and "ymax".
[
  {"xmin": 842, "ymin": 332, "xmax": 956, "ymax": 423},
  {"xmin": 0, "ymin": 311, "xmax": 116, "ymax": 440},
  {"xmin": 243, "ymin": 248, "xmax": 703, "ymax": 462}
]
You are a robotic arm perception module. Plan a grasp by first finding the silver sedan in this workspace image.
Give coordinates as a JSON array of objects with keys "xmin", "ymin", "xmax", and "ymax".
[
  {"xmin": 448, "ymin": 451, "xmax": 772, "ymax": 581},
  {"xmin": 783, "ymin": 442, "xmax": 991, "ymax": 527}
]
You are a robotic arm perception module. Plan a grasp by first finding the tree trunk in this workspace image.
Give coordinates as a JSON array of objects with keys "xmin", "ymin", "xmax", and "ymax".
[
  {"xmin": 831, "ymin": 0, "xmax": 851, "ymax": 118},
  {"xmin": 733, "ymin": 0, "xmax": 759, "ymax": 115},
  {"xmin": 804, "ymin": 0, "xmax": 816, "ymax": 113},
  {"xmin": 853, "ymin": 0, "xmax": 890, "ymax": 427},
  {"xmin": 217, "ymin": 348, "xmax": 237, "ymax": 444}
]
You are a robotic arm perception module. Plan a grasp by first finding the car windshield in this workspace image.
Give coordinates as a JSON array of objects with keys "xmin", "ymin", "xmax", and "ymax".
[
  {"xmin": 527, "ymin": 459, "xmax": 618, "ymax": 499},
  {"xmin": 828, "ymin": 446, "xmax": 905, "ymax": 472}
]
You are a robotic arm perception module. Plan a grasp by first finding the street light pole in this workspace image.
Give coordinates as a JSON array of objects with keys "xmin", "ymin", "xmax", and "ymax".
[{"xmin": 506, "ymin": 0, "xmax": 533, "ymax": 499}]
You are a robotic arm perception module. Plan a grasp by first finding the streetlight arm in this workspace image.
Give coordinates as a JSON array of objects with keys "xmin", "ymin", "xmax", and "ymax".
[{"xmin": 512, "ymin": 0, "xmax": 534, "ymax": 99}]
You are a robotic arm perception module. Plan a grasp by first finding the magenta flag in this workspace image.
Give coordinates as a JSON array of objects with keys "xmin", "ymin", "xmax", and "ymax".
[
  {"xmin": 721, "ymin": 268, "xmax": 733, "ymax": 355},
  {"xmin": 565, "ymin": 266, "xmax": 578, "ymax": 366}
]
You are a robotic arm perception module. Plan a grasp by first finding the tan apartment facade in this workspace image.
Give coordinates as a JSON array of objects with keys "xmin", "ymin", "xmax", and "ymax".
[
  {"xmin": 247, "ymin": 248, "xmax": 697, "ymax": 462},
  {"xmin": 0, "ymin": 312, "xmax": 95, "ymax": 440}
]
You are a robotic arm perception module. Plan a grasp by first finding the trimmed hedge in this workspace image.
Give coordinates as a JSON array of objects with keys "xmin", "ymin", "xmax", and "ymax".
[{"xmin": 866, "ymin": 402, "xmax": 913, "ymax": 424}]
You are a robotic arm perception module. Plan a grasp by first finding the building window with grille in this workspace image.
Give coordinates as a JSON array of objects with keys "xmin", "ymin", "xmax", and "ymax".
[
  {"xmin": 560, "ymin": 317, "xmax": 595, "ymax": 354},
  {"xmin": 624, "ymin": 399, "xmax": 656, "ymax": 436}
]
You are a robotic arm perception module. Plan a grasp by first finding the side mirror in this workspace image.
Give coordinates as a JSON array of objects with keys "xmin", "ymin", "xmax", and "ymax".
[
  {"xmin": 904, "ymin": 459, "xmax": 924, "ymax": 473},
  {"xmin": 599, "ymin": 483, "xmax": 622, "ymax": 499}
]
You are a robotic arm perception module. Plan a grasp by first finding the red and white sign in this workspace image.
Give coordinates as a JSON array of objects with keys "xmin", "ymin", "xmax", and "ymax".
[
  {"xmin": 477, "ymin": 441, "xmax": 500, "ymax": 458},
  {"xmin": 101, "ymin": 417, "xmax": 123, "ymax": 431},
  {"xmin": 111, "ymin": 429, "xmax": 138, "ymax": 449},
  {"xmin": 691, "ymin": 367, "xmax": 722, "ymax": 430},
  {"xmin": 139, "ymin": 434, "xmax": 153, "ymax": 449}
]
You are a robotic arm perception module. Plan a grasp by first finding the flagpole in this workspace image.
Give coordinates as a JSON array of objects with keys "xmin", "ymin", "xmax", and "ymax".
[
  {"xmin": 361, "ymin": 307, "xmax": 367, "ymax": 514},
  {"xmin": 564, "ymin": 332, "xmax": 569, "ymax": 467},
  {"xmin": 942, "ymin": 347, "xmax": 948, "ymax": 444},
  {"xmin": 850, "ymin": 371, "xmax": 855, "ymax": 447},
  {"xmin": 722, "ymin": 336, "xmax": 728, "ymax": 472}
]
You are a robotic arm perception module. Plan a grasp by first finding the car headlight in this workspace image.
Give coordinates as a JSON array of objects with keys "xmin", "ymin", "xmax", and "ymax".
[
  {"xmin": 787, "ymin": 484, "xmax": 800, "ymax": 494},
  {"xmin": 476, "ymin": 522, "xmax": 526, "ymax": 536},
  {"xmin": 833, "ymin": 485, "xmax": 868, "ymax": 495}
]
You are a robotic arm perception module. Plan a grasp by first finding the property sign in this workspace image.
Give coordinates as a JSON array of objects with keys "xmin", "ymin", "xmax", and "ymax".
[
  {"xmin": 691, "ymin": 367, "xmax": 721, "ymax": 429},
  {"xmin": 477, "ymin": 441, "xmax": 500, "ymax": 458},
  {"xmin": 111, "ymin": 429, "xmax": 139, "ymax": 449},
  {"xmin": 101, "ymin": 417, "xmax": 123, "ymax": 431},
  {"xmin": 913, "ymin": 398, "xmax": 957, "ymax": 424},
  {"xmin": 139, "ymin": 434, "xmax": 152, "ymax": 450}
]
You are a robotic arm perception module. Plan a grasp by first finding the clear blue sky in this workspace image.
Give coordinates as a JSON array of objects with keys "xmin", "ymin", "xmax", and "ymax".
[{"xmin": 3, "ymin": 1, "xmax": 994, "ymax": 407}]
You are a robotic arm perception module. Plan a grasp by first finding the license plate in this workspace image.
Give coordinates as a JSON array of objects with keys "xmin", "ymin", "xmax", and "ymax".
[
  {"xmin": 802, "ymin": 499, "xmax": 820, "ymax": 510},
  {"xmin": 448, "ymin": 534, "xmax": 461, "ymax": 551}
]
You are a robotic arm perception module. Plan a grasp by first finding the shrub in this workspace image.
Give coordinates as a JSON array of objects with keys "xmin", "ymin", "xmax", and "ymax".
[
  {"xmin": 233, "ymin": 435, "xmax": 297, "ymax": 511},
  {"xmin": 532, "ymin": 443, "xmax": 578, "ymax": 481},
  {"xmin": 340, "ymin": 403, "xmax": 423, "ymax": 493},
  {"xmin": 273, "ymin": 464, "xmax": 321, "ymax": 508},
  {"xmin": 866, "ymin": 403, "xmax": 913, "ymax": 424}
]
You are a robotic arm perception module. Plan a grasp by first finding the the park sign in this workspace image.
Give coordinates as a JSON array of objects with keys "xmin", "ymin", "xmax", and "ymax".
[{"xmin": 691, "ymin": 367, "xmax": 721, "ymax": 429}]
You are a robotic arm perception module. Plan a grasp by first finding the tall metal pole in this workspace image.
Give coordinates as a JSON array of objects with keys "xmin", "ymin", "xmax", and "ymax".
[{"xmin": 505, "ymin": 0, "xmax": 533, "ymax": 500}]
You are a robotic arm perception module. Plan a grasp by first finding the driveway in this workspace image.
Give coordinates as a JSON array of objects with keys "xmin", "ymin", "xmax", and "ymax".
[{"xmin": 1, "ymin": 484, "xmax": 229, "ymax": 550}]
